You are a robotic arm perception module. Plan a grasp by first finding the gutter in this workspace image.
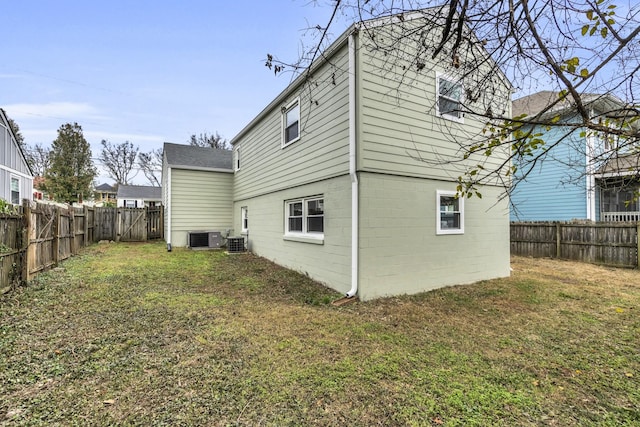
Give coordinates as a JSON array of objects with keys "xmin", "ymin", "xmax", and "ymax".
[{"xmin": 346, "ymin": 30, "xmax": 359, "ymax": 298}]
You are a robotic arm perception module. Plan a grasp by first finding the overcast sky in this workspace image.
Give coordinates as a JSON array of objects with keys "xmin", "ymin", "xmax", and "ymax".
[{"xmin": 2, "ymin": 1, "xmax": 349, "ymax": 184}]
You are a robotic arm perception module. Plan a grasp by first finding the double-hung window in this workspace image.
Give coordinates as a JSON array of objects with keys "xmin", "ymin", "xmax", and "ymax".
[
  {"xmin": 282, "ymin": 98, "xmax": 300, "ymax": 147},
  {"xmin": 234, "ymin": 147, "xmax": 241, "ymax": 171},
  {"xmin": 241, "ymin": 206, "xmax": 248, "ymax": 233},
  {"xmin": 10, "ymin": 176, "xmax": 20, "ymax": 205},
  {"xmin": 436, "ymin": 74, "xmax": 464, "ymax": 122},
  {"xmin": 436, "ymin": 190, "xmax": 464, "ymax": 235},
  {"xmin": 285, "ymin": 196, "xmax": 324, "ymax": 239}
]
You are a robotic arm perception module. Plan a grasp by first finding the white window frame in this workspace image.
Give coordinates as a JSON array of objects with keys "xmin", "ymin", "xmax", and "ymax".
[
  {"xmin": 436, "ymin": 72, "xmax": 464, "ymax": 123},
  {"xmin": 436, "ymin": 190, "xmax": 464, "ymax": 235},
  {"xmin": 281, "ymin": 97, "xmax": 300, "ymax": 147},
  {"xmin": 125, "ymin": 200, "xmax": 136, "ymax": 208},
  {"xmin": 284, "ymin": 196, "xmax": 324, "ymax": 241},
  {"xmin": 241, "ymin": 206, "xmax": 248, "ymax": 234},
  {"xmin": 234, "ymin": 146, "xmax": 241, "ymax": 171},
  {"xmin": 10, "ymin": 175, "xmax": 20, "ymax": 205}
]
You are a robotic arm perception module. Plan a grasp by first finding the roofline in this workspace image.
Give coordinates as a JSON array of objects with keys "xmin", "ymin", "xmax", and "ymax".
[
  {"xmin": 230, "ymin": 23, "xmax": 356, "ymax": 146},
  {"xmin": 230, "ymin": 7, "xmax": 513, "ymax": 145},
  {"xmin": 167, "ymin": 165, "xmax": 234, "ymax": 174},
  {"xmin": 516, "ymin": 92, "xmax": 636, "ymax": 122},
  {"xmin": 0, "ymin": 108, "xmax": 35, "ymax": 177}
]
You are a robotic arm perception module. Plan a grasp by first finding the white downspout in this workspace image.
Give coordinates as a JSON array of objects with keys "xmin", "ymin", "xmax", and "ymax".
[
  {"xmin": 346, "ymin": 30, "xmax": 359, "ymax": 298},
  {"xmin": 166, "ymin": 167, "xmax": 172, "ymax": 250}
]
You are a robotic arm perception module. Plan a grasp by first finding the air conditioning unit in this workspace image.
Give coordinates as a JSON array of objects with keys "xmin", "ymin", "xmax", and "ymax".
[
  {"xmin": 227, "ymin": 236, "xmax": 246, "ymax": 253},
  {"xmin": 188, "ymin": 231, "xmax": 223, "ymax": 249}
]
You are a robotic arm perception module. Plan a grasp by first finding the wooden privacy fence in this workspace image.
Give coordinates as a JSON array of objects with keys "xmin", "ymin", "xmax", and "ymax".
[
  {"xmin": 511, "ymin": 222, "xmax": 640, "ymax": 268},
  {"xmin": 1, "ymin": 201, "xmax": 164, "ymax": 291}
]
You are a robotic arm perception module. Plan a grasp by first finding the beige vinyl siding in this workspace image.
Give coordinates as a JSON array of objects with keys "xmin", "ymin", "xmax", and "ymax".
[
  {"xmin": 358, "ymin": 172, "xmax": 510, "ymax": 301},
  {"xmin": 233, "ymin": 44, "xmax": 351, "ymax": 201},
  {"xmin": 233, "ymin": 176, "xmax": 352, "ymax": 294},
  {"xmin": 169, "ymin": 168, "xmax": 233, "ymax": 247},
  {"xmin": 355, "ymin": 23, "xmax": 511, "ymax": 183}
]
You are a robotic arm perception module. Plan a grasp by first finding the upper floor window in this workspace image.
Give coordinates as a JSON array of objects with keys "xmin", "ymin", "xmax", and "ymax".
[
  {"xmin": 282, "ymin": 98, "xmax": 300, "ymax": 147},
  {"xmin": 436, "ymin": 74, "xmax": 464, "ymax": 122},
  {"xmin": 10, "ymin": 176, "xmax": 20, "ymax": 205},
  {"xmin": 234, "ymin": 147, "xmax": 241, "ymax": 171},
  {"xmin": 436, "ymin": 190, "xmax": 464, "ymax": 235}
]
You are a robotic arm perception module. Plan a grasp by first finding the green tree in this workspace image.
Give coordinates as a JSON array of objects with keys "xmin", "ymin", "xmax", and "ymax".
[
  {"xmin": 99, "ymin": 140, "xmax": 139, "ymax": 185},
  {"xmin": 44, "ymin": 123, "xmax": 96, "ymax": 204},
  {"xmin": 6, "ymin": 116, "xmax": 26, "ymax": 150}
]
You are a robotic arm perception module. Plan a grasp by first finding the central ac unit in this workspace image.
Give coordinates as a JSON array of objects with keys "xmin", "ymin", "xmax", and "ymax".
[{"xmin": 188, "ymin": 231, "xmax": 222, "ymax": 249}]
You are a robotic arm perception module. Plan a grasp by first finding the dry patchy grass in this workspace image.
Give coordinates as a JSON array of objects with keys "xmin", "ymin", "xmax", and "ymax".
[{"xmin": 1, "ymin": 242, "xmax": 639, "ymax": 426}]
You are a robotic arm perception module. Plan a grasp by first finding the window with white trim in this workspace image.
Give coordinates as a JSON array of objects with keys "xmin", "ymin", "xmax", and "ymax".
[
  {"xmin": 241, "ymin": 206, "xmax": 248, "ymax": 233},
  {"xmin": 282, "ymin": 98, "xmax": 300, "ymax": 146},
  {"xmin": 234, "ymin": 147, "xmax": 241, "ymax": 171},
  {"xmin": 10, "ymin": 176, "xmax": 20, "ymax": 205},
  {"xmin": 285, "ymin": 196, "xmax": 324, "ymax": 237},
  {"xmin": 436, "ymin": 190, "xmax": 464, "ymax": 234},
  {"xmin": 436, "ymin": 74, "xmax": 464, "ymax": 122}
]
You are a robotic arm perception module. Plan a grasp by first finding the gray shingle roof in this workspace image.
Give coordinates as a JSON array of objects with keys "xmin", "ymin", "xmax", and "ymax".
[
  {"xmin": 513, "ymin": 91, "xmax": 630, "ymax": 118},
  {"xmin": 117, "ymin": 185, "xmax": 162, "ymax": 200},
  {"xmin": 163, "ymin": 142, "xmax": 232, "ymax": 170},
  {"xmin": 95, "ymin": 183, "xmax": 116, "ymax": 192}
]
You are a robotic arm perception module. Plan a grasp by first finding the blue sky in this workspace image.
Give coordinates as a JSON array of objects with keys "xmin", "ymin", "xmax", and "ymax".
[{"xmin": 2, "ymin": 1, "xmax": 348, "ymax": 184}]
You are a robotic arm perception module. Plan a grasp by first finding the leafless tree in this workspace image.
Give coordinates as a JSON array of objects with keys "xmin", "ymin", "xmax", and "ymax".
[
  {"xmin": 138, "ymin": 148, "xmax": 163, "ymax": 187},
  {"xmin": 188, "ymin": 132, "xmax": 229, "ymax": 150},
  {"xmin": 25, "ymin": 143, "xmax": 52, "ymax": 177},
  {"xmin": 99, "ymin": 140, "xmax": 139, "ymax": 185},
  {"xmin": 269, "ymin": 0, "xmax": 640, "ymax": 196}
]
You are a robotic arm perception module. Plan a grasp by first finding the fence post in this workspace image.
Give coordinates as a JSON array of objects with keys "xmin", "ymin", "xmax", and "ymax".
[
  {"xmin": 83, "ymin": 206, "xmax": 89, "ymax": 247},
  {"xmin": 556, "ymin": 223, "xmax": 561, "ymax": 259},
  {"xmin": 637, "ymin": 223, "xmax": 640, "ymax": 268},
  {"xmin": 52, "ymin": 207, "xmax": 60, "ymax": 266},
  {"xmin": 69, "ymin": 205, "xmax": 76, "ymax": 255},
  {"xmin": 21, "ymin": 201, "xmax": 32, "ymax": 283}
]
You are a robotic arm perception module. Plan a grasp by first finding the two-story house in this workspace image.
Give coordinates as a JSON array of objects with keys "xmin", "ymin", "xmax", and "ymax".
[
  {"xmin": 510, "ymin": 91, "xmax": 640, "ymax": 222},
  {"xmin": 227, "ymin": 9, "xmax": 512, "ymax": 300}
]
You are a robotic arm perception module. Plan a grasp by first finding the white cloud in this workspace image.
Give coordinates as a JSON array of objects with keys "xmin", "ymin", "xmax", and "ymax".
[{"xmin": 3, "ymin": 102, "xmax": 106, "ymax": 122}]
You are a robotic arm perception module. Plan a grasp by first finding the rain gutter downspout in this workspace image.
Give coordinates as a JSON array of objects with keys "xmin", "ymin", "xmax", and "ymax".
[{"xmin": 346, "ymin": 30, "xmax": 359, "ymax": 298}]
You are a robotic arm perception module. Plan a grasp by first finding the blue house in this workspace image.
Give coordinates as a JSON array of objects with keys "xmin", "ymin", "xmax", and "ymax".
[{"xmin": 510, "ymin": 91, "xmax": 640, "ymax": 222}]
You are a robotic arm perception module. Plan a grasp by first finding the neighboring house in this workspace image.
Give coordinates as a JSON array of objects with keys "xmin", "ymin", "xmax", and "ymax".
[
  {"xmin": 117, "ymin": 184, "xmax": 162, "ymax": 208},
  {"xmin": 227, "ymin": 10, "xmax": 513, "ymax": 300},
  {"xmin": 0, "ymin": 108, "xmax": 34, "ymax": 206},
  {"xmin": 510, "ymin": 91, "xmax": 640, "ymax": 222},
  {"xmin": 161, "ymin": 143, "xmax": 233, "ymax": 248},
  {"xmin": 94, "ymin": 183, "xmax": 117, "ymax": 206}
]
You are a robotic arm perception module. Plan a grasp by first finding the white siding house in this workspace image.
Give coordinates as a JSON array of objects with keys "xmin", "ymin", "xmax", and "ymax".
[
  {"xmin": 162, "ymin": 143, "xmax": 233, "ymax": 248},
  {"xmin": 0, "ymin": 109, "xmax": 33, "ymax": 206},
  {"xmin": 230, "ymin": 9, "xmax": 513, "ymax": 300}
]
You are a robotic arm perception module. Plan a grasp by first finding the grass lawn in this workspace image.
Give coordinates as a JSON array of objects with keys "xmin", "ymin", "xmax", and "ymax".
[{"xmin": 1, "ymin": 242, "xmax": 639, "ymax": 426}]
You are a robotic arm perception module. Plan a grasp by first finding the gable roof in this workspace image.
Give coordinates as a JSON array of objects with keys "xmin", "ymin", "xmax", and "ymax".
[
  {"xmin": 513, "ymin": 91, "xmax": 634, "ymax": 119},
  {"xmin": 117, "ymin": 185, "xmax": 162, "ymax": 200},
  {"xmin": 230, "ymin": 7, "xmax": 512, "ymax": 146},
  {"xmin": 0, "ymin": 108, "xmax": 34, "ymax": 177},
  {"xmin": 95, "ymin": 183, "xmax": 116, "ymax": 192},
  {"xmin": 163, "ymin": 142, "xmax": 232, "ymax": 171}
]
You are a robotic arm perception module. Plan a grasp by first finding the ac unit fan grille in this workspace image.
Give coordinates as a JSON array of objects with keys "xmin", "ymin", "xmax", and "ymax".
[{"xmin": 227, "ymin": 237, "xmax": 245, "ymax": 253}]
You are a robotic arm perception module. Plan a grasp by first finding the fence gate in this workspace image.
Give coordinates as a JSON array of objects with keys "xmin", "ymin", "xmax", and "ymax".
[
  {"xmin": 147, "ymin": 207, "xmax": 163, "ymax": 240},
  {"xmin": 117, "ymin": 206, "xmax": 164, "ymax": 242}
]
